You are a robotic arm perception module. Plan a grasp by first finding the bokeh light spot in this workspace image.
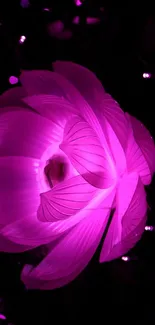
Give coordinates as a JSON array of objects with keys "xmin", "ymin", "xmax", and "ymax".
[
  {"xmin": 0, "ymin": 314, "xmax": 6, "ymax": 320},
  {"xmin": 121, "ymin": 256, "xmax": 130, "ymax": 262},
  {"xmin": 74, "ymin": 0, "xmax": 83, "ymax": 6},
  {"xmin": 19, "ymin": 35, "xmax": 26, "ymax": 44},
  {"xmin": 72, "ymin": 16, "xmax": 80, "ymax": 25},
  {"xmin": 86, "ymin": 17, "xmax": 100, "ymax": 25},
  {"xmin": 143, "ymin": 73, "xmax": 151, "ymax": 79},
  {"xmin": 145, "ymin": 225, "xmax": 154, "ymax": 231},
  {"xmin": 9, "ymin": 76, "xmax": 19, "ymax": 85}
]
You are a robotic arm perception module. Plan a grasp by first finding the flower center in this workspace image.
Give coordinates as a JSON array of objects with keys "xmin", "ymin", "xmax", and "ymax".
[{"xmin": 44, "ymin": 155, "xmax": 67, "ymax": 188}]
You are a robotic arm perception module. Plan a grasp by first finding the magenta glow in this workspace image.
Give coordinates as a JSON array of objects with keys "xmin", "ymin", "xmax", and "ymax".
[
  {"xmin": 72, "ymin": 16, "xmax": 80, "ymax": 25},
  {"xmin": 0, "ymin": 61, "xmax": 155, "ymax": 290},
  {"xmin": 74, "ymin": 0, "xmax": 83, "ymax": 6},
  {"xmin": 86, "ymin": 17, "xmax": 100, "ymax": 25},
  {"xmin": 9, "ymin": 76, "xmax": 19, "ymax": 85}
]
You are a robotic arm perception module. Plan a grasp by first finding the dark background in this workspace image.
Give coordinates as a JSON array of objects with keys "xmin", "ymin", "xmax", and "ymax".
[{"xmin": 0, "ymin": 1, "xmax": 155, "ymax": 324}]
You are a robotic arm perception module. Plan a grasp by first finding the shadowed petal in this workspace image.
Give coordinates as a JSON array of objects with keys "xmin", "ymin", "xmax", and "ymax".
[
  {"xmin": 100, "ymin": 172, "xmax": 147, "ymax": 262},
  {"xmin": 20, "ymin": 69, "xmax": 98, "ymax": 128},
  {"xmin": 21, "ymin": 188, "xmax": 115, "ymax": 290},
  {"xmin": 0, "ymin": 106, "xmax": 30, "ymax": 115},
  {"xmin": 0, "ymin": 110, "xmax": 62, "ymax": 158},
  {"xmin": 20, "ymin": 70, "xmax": 82, "ymax": 101},
  {"xmin": 0, "ymin": 234, "xmax": 32, "ymax": 253},
  {"xmin": 60, "ymin": 115, "xmax": 116, "ymax": 188},
  {"xmin": 53, "ymin": 61, "xmax": 106, "ymax": 109},
  {"xmin": 38, "ymin": 175, "xmax": 97, "ymax": 222},
  {"xmin": 127, "ymin": 113, "xmax": 155, "ymax": 176},
  {"xmin": 0, "ymin": 87, "xmax": 28, "ymax": 108},
  {"xmin": 125, "ymin": 113, "xmax": 153, "ymax": 185},
  {"xmin": 20, "ymin": 69, "xmax": 111, "ymax": 148}
]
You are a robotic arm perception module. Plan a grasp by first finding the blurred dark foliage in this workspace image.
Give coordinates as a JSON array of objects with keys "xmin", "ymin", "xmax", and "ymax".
[{"xmin": 0, "ymin": 1, "xmax": 155, "ymax": 324}]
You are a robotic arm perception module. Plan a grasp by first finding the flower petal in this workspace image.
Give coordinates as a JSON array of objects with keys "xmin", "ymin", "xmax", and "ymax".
[
  {"xmin": 20, "ymin": 69, "xmax": 99, "ymax": 126},
  {"xmin": 103, "ymin": 118, "xmax": 127, "ymax": 177},
  {"xmin": 53, "ymin": 61, "xmax": 106, "ymax": 110},
  {"xmin": 0, "ymin": 110, "xmax": 62, "ymax": 158},
  {"xmin": 20, "ymin": 70, "xmax": 81, "ymax": 100},
  {"xmin": 37, "ymin": 175, "xmax": 97, "ymax": 222},
  {"xmin": 0, "ymin": 156, "xmax": 40, "ymax": 227},
  {"xmin": 1, "ymin": 217, "xmax": 59, "ymax": 247},
  {"xmin": 0, "ymin": 106, "xmax": 29, "ymax": 115},
  {"xmin": 23, "ymin": 94, "xmax": 77, "ymax": 127},
  {"xmin": 99, "ymin": 94, "xmax": 129, "ymax": 151},
  {"xmin": 125, "ymin": 114, "xmax": 153, "ymax": 185},
  {"xmin": 0, "ymin": 87, "xmax": 28, "ymax": 108},
  {"xmin": 100, "ymin": 172, "xmax": 147, "ymax": 262},
  {"xmin": 60, "ymin": 115, "xmax": 116, "ymax": 188},
  {"xmin": 21, "ymin": 189, "xmax": 115, "ymax": 290},
  {"xmin": 53, "ymin": 63, "xmax": 128, "ymax": 150},
  {"xmin": 1, "ymin": 187, "xmax": 114, "ymax": 247},
  {"xmin": 85, "ymin": 94, "xmax": 129, "ymax": 178},
  {"xmin": 20, "ymin": 69, "xmax": 108, "ymax": 144},
  {"xmin": 127, "ymin": 113, "xmax": 155, "ymax": 176}
]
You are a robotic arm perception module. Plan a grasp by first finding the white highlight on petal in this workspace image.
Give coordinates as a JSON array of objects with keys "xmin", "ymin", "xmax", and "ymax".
[{"xmin": 33, "ymin": 162, "xmax": 40, "ymax": 167}]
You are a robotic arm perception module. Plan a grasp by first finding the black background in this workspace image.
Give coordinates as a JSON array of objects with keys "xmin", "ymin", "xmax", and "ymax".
[{"xmin": 0, "ymin": 1, "xmax": 155, "ymax": 324}]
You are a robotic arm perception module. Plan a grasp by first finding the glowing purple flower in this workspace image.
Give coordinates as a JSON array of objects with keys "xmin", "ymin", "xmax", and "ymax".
[{"xmin": 0, "ymin": 61, "xmax": 155, "ymax": 290}]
